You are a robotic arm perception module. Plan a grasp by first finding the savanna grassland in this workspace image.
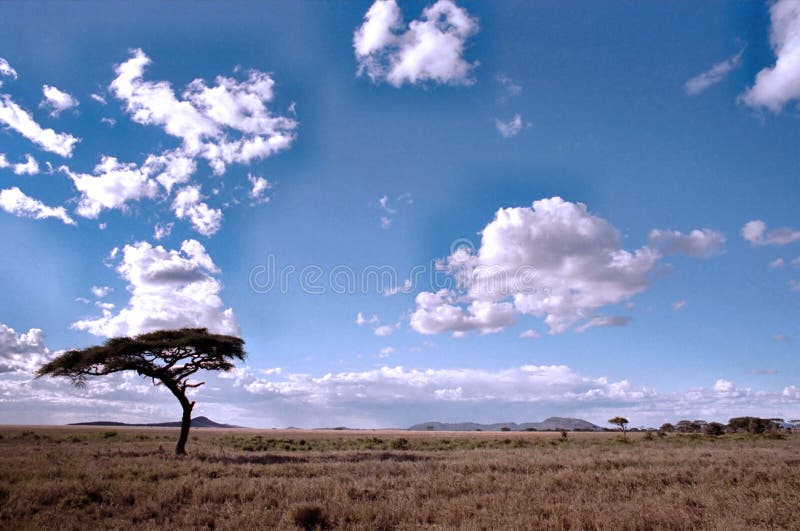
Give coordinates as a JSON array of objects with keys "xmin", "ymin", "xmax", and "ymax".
[{"xmin": 1, "ymin": 427, "xmax": 799, "ymax": 530}]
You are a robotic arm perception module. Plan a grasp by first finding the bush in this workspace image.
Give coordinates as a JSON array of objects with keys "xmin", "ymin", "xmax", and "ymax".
[
  {"xmin": 290, "ymin": 503, "xmax": 329, "ymax": 530},
  {"xmin": 705, "ymin": 423, "xmax": 725, "ymax": 437},
  {"xmin": 390, "ymin": 438, "xmax": 409, "ymax": 450}
]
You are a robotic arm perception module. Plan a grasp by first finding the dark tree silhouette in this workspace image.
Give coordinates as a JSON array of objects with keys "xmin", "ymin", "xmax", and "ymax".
[
  {"xmin": 36, "ymin": 328, "xmax": 245, "ymax": 455},
  {"xmin": 608, "ymin": 416, "xmax": 629, "ymax": 439}
]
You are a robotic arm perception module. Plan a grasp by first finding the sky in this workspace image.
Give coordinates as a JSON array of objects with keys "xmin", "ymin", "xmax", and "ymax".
[{"xmin": 0, "ymin": 0, "xmax": 799, "ymax": 429}]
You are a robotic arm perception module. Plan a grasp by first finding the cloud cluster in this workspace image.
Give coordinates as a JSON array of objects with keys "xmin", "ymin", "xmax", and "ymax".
[
  {"xmin": 60, "ymin": 156, "xmax": 159, "ymax": 219},
  {"xmin": 354, "ymin": 0, "xmax": 479, "ymax": 87},
  {"xmin": 40, "ymin": 85, "xmax": 79, "ymax": 117},
  {"xmin": 740, "ymin": 0, "xmax": 800, "ymax": 111},
  {"xmin": 171, "ymin": 185, "xmax": 222, "ymax": 237},
  {"xmin": 0, "ymin": 324, "xmax": 52, "ymax": 374},
  {"xmin": 0, "ymin": 58, "xmax": 17, "ymax": 83},
  {"xmin": 0, "ymin": 187, "xmax": 75, "ymax": 225},
  {"xmin": 684, "ymin": 49, "xmax": 744, "ymax": 96},
  {"xmin": 742, "ymin": 220, "xmax": 800, "ymax": 246},
  {"xmin": 71, "ymin": 239, "xmax": 238, "ymax": 337},
  {"xmin": 110, "ymin": 49, "xmax": 297, "ymax": 175},
  {"xmin": 410, "ymin": 197, "xmax": 723, "ymax": 336}
]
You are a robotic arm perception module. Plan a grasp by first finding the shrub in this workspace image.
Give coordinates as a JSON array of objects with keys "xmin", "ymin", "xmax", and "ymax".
[
  {"xmin": 103, "ymin": 431, "xmax": 118, "ymax": 439},
  {"xmin": 390, "ymin": 438, "xmax": 409, "ymax": 450},
  {"xmin": 290, "ymin": 503, "xmax": 329, "ymax": 530},
  {"xmin": 705, "ymin": 423, "xmax": 725, "ymax": 437}
]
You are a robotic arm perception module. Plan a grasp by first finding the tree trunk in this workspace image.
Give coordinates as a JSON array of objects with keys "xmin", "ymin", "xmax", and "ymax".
[{"xmin": 175, "ymin": 400, "xmax": 194, "ymax": 455}]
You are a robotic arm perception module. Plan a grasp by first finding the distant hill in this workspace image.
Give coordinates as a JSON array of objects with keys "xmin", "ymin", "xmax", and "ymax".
[
  {"xmin": 69, "ymin": 416, "xmax": 241, "ymax": 429},
  {"xmin": 408, "ymin": 417, "xmax": 605, "ymax": 432}
]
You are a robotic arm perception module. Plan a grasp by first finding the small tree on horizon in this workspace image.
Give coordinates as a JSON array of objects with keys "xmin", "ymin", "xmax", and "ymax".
[
  {"xmin": 36, "ymin": 328, "xmax": 245, "ymax": 455},
  {"xmin": 609, "ymin": 416, "xmax": 629, "ymax": 439}
]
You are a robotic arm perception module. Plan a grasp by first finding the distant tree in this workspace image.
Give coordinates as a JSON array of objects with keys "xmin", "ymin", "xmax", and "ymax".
[
  {"xmin": 36, "ymin": 328, "xmax": 245, "ymax": 455},
  {"xmin": 608, "ymin": 416, "xmax": 629, "ymax": 438},
  {"xmin": 659, "ymin": 423, "xmax": 675, "ymax": 433},
  {"xmin": 728, "ymin": 417, "xmax": 773, "ymax": 434},
  {"xmin": 705, "ymin": 422, "xmax": 725, "ymax": 437}
]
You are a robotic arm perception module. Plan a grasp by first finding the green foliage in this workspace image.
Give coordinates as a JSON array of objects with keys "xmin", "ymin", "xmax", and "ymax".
[
  {"xmin": 704, "ymin": 423, "xmax": 725, "ymax": 437},
  {"xmin": 728, "ymin": 417, "xmax": 774, "ymax": 434},
  {"xmin": 659, "ymin": 423, "xmax": 675, "ymax": 433}
]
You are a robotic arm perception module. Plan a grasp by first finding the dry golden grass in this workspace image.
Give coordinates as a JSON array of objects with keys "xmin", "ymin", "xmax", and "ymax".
[{"xmin": 1, "ymin": 426, "xmax": 799, "ymax": 529}]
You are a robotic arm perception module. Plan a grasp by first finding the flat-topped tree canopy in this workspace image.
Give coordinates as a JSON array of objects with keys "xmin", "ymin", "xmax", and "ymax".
[{"xmin": 37, "ymin": 328, "xmax": 245, "ymax": 454}]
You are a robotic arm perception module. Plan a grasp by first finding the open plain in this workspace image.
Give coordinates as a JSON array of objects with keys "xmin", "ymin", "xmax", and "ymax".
[{"xmin": 1, "ymin": 426, "xmax": 798, "ymax": 530}]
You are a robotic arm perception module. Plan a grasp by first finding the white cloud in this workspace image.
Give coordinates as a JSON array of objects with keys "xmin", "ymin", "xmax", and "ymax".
[
  {"xmin": 71, "ymin": 239, "xmax": 238, "ymax": 337},
  {"xmin": 496, "ymin": 73, "xmax": 522, "ymax": 101},
  {"xmin": 647, "ymin": 228, "xmax": 726, "ymax": 258},
  {"xmin": 574, "ymin": 315, "xmax": 632, "ymax": 333},
  {"xmin": 672, "ymin": 299, "xmax": 687, "ymax": 311},
  {"xmin": 153, "ymin": 221, "xmax": 174, "ymax": 241},
  {"xmin": 0, "ymin": 324, "xmax": 52, "ymax": 374},
  {"xmin": 356, "ymin": 312, "xmax": 380, "ymax": 326},
  {"xmin": 90, "ymin": 286, "xmax": 112, "ymax": 299},
  {"xmin": 519, "ymin": 329, "xmax": 539, "ymax": 339},
  {"xmin": 374, "ymin": 324, "xmax": 395, "ymax": 337},
  {"xmin": 410, "ymin": 290, "xmax": 516, "ymax": 335},
  {"xmin": 171, "ymin": 185, "xmax": 222, "ymax": 237},
  {"xmin": 770, "ymin": 258, "xmax": 786, "ymax": 269},
  {"xmin": 377, "ymin": 192, "xmax": 412, "ymax": 228},
  {"xmin": 378, "ymin": 346, "xmax": 395, "ymax": 358},
  {"xmin": 90, "ymin": 93, "xmax": 107, "ymax": 105},
  {"xmin": 740, "ymin": 0, "xmax": 800, "ymax": 111},
  {"xmin": 248, "ymin": 173, "xmax": 272, "ymax": 204},
  {"xmin": 773, "ymin": 333, "xmax": 791, "ymax": 343},
  {"xmin": 0, "ymin": 94, "xmax": 79, "ymax": 156},
  {"xmin": 59, "ymin": 156, "xmax": 159, "ymax": 219},
  {"xmin": 12, "ymin": 154, "xmax": 39, "ymax": 175},
  {"xmin": 495, "ymin": 114, "xmax": 528, "ymax": 138},
  {"xmin": 0, "ymin": 154, "xmax": 7, "ymax": 168},
  {"xmin": 684, "ymin": 49, "xmax": 744, "ymax": 95},
  {"xmin": 742, "ymin": 219, "xmax": 800, "ymax": 246},
  {"xmin": 410, "ymin": 198, "xmax": 722, "ymax": 336},
  {"xmin": 0, "ymin": 187, "xmax": 75, "ymax": 225},
  {"xmin": 110, "ymin": 49, "xmax": 297, "ymax": 175},
  {"xmin": 0, "ymin": 58, "xmax": 17, "ymax": 81},
  {"xmin": 790, "ymin": 279, "xmax": 800, "ymax": 292},
  {"xmin": 354, "ymin": 0, "xmax": 479, "ymax": 87},
  {"xmin": 142, "ymin": 149, "xmax": 196, "ymax": 194},
  {"xmin": 40, "ymin": 85, "xmax": 79, "ymax": 116},
  {"xmin": 384, "ymin": 278, "xmax": 413, "ymax": 296}
]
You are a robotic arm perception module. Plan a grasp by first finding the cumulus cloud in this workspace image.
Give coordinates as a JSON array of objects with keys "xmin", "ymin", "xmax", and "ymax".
[
  {"xmin": 519, "ymin": 329, "xmax": 540, "ymax": 339},
  {"xmin": 647, "ymin": 228, "xmax": 726, "ymax": 258},
  {"xmin": 409, "ymin": 198, "xmax": 723, "ymax": 336},
  {"xmin": 495, "ymin": 114, "xmax": 528, "ymax": 138},
  {"xmin": 0, "ymin": 324, "xmax": 53, "ymax": 374},
  {"xmin": 90, "ymin": 286, "xmax": 112, "ymax": 299},
  {"xmin": 742, "ymin": 219, "xmax": 800, "ymax": 246},
  {"xmin": 672, "ymin": 300, "xmax": 687, "ymax": 311},
  {"xmin": 59, "ymin": 156, "xmax": 158, "ymax": 219},
  {"xmin": 0, "ymin": 94, "xmax": 79, "ymax": 156},
  {"xmin": 40, "ymin": 85, "xmax": 79, "ymax": 116},
  {"xmin": 684, "ymin": 48, "xmax": 744, "ymax": 95},
  {"xmin": 353, "ymin": 0, "xmax": 479, "ymax": 87},
  {"xmin": 0, "ymin": 187, "xmax": 75, "ymax": 225},
  {"xmin": 71, "ymin": 239, "xmax": 238, "ymax": 337},
  {"xmin": 11, "ymin": 154, "xmax": 39, "ymax": 175},
  {"xmin": 171, "ymin": 185, "xmax": 222, "ymax": 237},
  {"xmin": 410, "ymin": 290, "xmax": 516, "ymax": 335},
  {"xmin": 770, "ymin": 258, "xmax": 786, "ymax": 269},
  {"xmin": 110, "ymin": 49, "xmax": 297, "ymax": 175},
  {"xmin": 740, "ymin": 0, "xmax": 800, "ymax": 111}
]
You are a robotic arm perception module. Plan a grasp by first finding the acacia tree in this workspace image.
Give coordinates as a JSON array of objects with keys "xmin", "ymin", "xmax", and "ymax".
[
  {"xmin": 36, "ymin": 328, "xmax": 245, "ymax": 455},
  {"xmin": 609, "ymin": 416, "xmax": 629, "ymax": 439}
]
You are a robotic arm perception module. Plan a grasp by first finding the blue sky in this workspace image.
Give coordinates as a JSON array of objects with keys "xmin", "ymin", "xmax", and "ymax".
[{"xmin": 0, "ymin": 0, "xmax": 798, "ymax": 428}]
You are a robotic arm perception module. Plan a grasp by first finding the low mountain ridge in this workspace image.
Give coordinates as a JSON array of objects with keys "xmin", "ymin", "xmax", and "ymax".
[
  {"xmin": 408, "ymin": 417, "xmax": 605, "ymax": 432},
  {"xmin": 69, "ymin": 416, "xmax": 241, "ymax": 429}
]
